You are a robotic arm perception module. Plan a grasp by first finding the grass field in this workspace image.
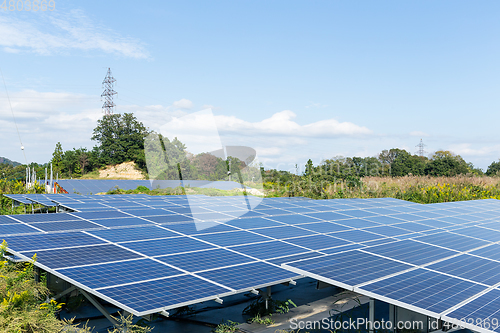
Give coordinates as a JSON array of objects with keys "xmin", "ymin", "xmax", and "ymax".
[{"xmin": 264, "ymin": 175, "xmax": 500, "ymax": 204}]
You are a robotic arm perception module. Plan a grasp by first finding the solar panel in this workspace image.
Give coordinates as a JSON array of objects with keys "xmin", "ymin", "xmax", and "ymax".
[
  {"xmin": 296, "ymin": 221, "xmax": 352, "ymax": 233},
  {"xmin": 413, "ymin": 232, "xmax": 490, "ymax": 252},
  {"xmin": 57, "ymin": 258, "xmax": 185, "ymax": 289},
  {"xmin": 3, "ymin": 231, "xmax": 106, "ymax": 252},
  {"xmin": 230, "ymin": 240, "xmax": 309, "ymax": 259},
  {"xmin": 362, "ymin": 240, "xmax": 457, "ymax": 266},
  {"xmin": 156, "ymin": 248, "xmax": 255, "ymax": 272},
  {"xmin": 444, "ymin": 288, "xmax": 500, "ymax": 328},
  {"xmin": 426, "ymin": 255, "xmax": 500, "ymax": 286},
  {"xmin": 284, "ymin": 250, "xmax": 413, "ymax": 288},
  {"xmin": 358, "ymin": 269, "xmax": 487, "ymax": 315},
  {"xmin": 89, "ymin": 226, "xmax": 180, "ymax": 242},
  {"xmin": 193, "ymin": 230, "xmax": 272, "ymax": 247},
  {"xmin": 284, "ymin": 234, "xmax": 352, "ymax": 250},
  {"xmin": 97, "ymin": 274, "xmax": 231, "ymax": 314},
  {"xmin": 0, "ymin": 224, "xmax": 42, "ymax": 235},
  {"xmin": 121, "ymin": 237, "xmax": 217, "ymax": 256},
  {"xmin": 328, "ymin": 229, "xmax": 385, "ymax": 243},
  {"xmin": 3, "ymin": 192, "xmax": 500, "ymax": 328},
  {"xmin": 21, "ymin": 244, "xmax": 143, "ymax": 269},
  {"xmin": 196, "ymin": 262, "xmax": 297, "ymax": 290}
]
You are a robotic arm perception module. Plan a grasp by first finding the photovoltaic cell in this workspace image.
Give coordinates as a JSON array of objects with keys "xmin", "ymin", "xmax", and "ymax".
[
  {"xmin": 0, "ymin": 216, "xmax": 21, "ymax": 225},
  {"xmin": 193, "ymin": 231, "xmax": 272, "ymax": 247},
  {"xmin": 89, "ymin": 226, "xmax": 180, "ymax": 243},
  {"xmin": 450, "ymin": 226, "xmax": 500, "ymax": 243},
  {"xmin": 251, "ymin": 226, "xmax": 317, "ymax": 239},
  {"xmin": 266, "ymin": 214, "xmax": 322, "ymax": 225},
  {"xmin": 362, "ymin": 240, "xmax": 457, "ymax": 266},
  {"xmin": 197, "ymin": 262, "xmax": 297, "ymax": 290},
  {"xmin": 446, "ymin": 289, "xmax": 500, "ymax": 325},
  {"xmin": 230, "ymin": 241, "xmax": 308, "ymax": 259},
  {"xmin": 0, "ymin": 224, "xmax": 41, "ymax": 236},
  {"xmin": 426, "ymin": 254, "xmax": 500, "ymax": 286},
  {"xmin": 57, "ymin": 258, "xmax": 184, "ymax": 289},
  {"xmin": 97, "ymin": 275, "xmax": 231, "ymax": 313},
  {"xmin": 4, "ymin": 232, "xmax": 105, "ymax": 252},
  {"xmin": 284, "ymin": 234, "xmax": 352, "ymax": 250},
  {"xmin": 413, "ymin": 232, "xmax": 490, "ymax": 252},
  {"xmin": 156, "ymin": 248, "xmax": 255, "ymax": 272},
  {"xmin": 224, "ymin": 217, "xmax": 284, "ymax": 229},
  {"xmin": 285, "ymin": 250, "xmax": 412, "ymax": 286},
  {"xmin": 8, "ymin": 213, "xmax": 82, "ymax": 223},
  {"xmin": 296, "ymin": 222, "xmax": 352, "ymax": 233},
  {"xmin": 334, "ymin": 218, "xmax": 380, "ymax": 229},
  {"xmin": 160, "ymin": 221, "xmax": 238, "ymax": 234},
  {"xmin": 121, "ymin": 237, "xmax": 216, "ymax": 256},
  {"xmin": 30, "ymin": 220, "xmax": 103, "ymax": 232},
  {"xmin": 360, "ymin": 269, "xmax": 487, "ymax": 314},
  {"xmin": 89, "ymin": 217, "xmax": 156, "ymax": 227},
  {"xmin": 328, "ymin": 230, "xmax": 385, "ymax": 243},
  {"xmin": 304, "ymin": 212, "xmax": 352, "ymax": 222},
  {"xmin": 22, "ymin": 244, "xmax": 143, "ymax": 269},
  {"xmin": 364, "ymin": 225, "xmax": 413, "ymax": 237}
]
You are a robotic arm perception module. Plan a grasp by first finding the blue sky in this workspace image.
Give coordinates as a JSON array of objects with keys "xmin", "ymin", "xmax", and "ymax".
[{"xmin": 1, "ymin": 0, "xmax": 500, "ymax": 172}]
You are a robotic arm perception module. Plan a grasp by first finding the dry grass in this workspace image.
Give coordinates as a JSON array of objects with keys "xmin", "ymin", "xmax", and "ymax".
[{"xmin": 265, "ymin": 175, "xmax": 500, "ymax": 203}]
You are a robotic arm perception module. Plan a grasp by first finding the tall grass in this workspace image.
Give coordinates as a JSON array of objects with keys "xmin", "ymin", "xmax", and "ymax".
[{"xmin": 264, "ymin": 175, "xmax": 500, "ymax": 203}]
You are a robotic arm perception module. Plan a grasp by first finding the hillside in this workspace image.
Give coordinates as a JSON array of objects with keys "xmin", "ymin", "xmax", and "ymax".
[{"xmin": 0, "ymin": 157, "xmax": 21, "ymax": 167}]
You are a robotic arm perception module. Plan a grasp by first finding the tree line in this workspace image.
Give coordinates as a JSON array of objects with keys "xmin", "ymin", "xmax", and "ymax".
[
  {"xmin": 2, "ymin": 112, "xmax": 500, "ymax": 183},
  {"xmin": 263, "ymin": 148, "xmax": 500, "ymax": 186}
]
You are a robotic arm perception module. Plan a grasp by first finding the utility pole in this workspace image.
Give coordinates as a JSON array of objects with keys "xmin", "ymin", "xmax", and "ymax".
[
  {"xmin": 416, "ymin": 139, "xmax": 426, "ymax": 157},
  {"xmin": 101, "ymin": 68, "xmax": 117, "ymax": 116}
]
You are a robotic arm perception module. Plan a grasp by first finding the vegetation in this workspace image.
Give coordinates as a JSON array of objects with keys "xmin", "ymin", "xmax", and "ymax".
[
  {"xmin": 212, "ymin": 320, "xmax": 240, "ymax": 333},
  {"xmin": 0, "ymin": 240, "xmax": 157, "ymax": 332},
  {"xmin": 243, "ymin": 297, "xmax": 297, "ymax": 318},
  {"xmin": 0, "ymin": 241, "xmax": 73, "ymax": 332},
  {"xmin": 248, "ymin": 313, "xmax": 274, "ymax": 325}
]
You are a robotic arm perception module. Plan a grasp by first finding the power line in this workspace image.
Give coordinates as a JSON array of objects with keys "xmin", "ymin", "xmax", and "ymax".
[
  {"xmin": 416, "ymin": 139, "xmax": 426, "ymax": 157},
  {"xmin": 101, "ymin": 68, "xmax": 117, "ymax": 116},
  {"xmin": 0, "ymin": 67, "xmax": 28, "ymax": 165}
]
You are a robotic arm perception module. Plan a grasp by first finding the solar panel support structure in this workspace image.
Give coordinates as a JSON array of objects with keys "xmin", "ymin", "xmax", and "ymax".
[
  {"xmin": 79, "ymin": 288, "xmax": 119, "ymax": 327},
  {"xmin": 51, "ymin": 286, "xmax": 77, "ymax": 302},
  {"xmin": 369, "ymin": 298, "xmax": 375, "ymax": 333}
]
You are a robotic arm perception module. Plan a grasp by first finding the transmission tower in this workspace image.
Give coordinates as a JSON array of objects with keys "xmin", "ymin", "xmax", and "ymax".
[
  {"xmin": 416, "ymin": 139, "xmax": 426, "ymax": 157},
  {"xmin": 101, "ymin": 68, "xmax": 117, "ymax": 116}
]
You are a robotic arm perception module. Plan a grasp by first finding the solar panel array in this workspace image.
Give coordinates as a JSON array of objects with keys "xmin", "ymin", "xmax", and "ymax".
[
  {"xmin": 2, "ymin": 194, "xmax": 500, "ymax": 333},
  {"xmin": 56, "ymin": 179, "xmax": 248, "ymax": 195}
]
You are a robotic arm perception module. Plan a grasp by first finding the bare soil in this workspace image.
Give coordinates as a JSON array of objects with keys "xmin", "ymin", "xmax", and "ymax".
[{"xmin": 98, "ymin": 161, "xmax": 145, "ymax": 180}]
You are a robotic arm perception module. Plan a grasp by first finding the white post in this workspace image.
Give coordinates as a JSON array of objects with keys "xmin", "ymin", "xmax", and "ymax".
[{"xmin": 50, "ymin": 163, "xmax": 53, "ymax": 194}]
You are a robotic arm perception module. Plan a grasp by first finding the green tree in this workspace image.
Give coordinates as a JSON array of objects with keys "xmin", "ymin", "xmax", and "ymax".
[
  {"xmin": 51, "ymin": 142, "xmax": 64, "ymax": 174},
  {"xmin": 91, "ymin": 113, "xmax": 149, "ymax": 168},
  {"xmin": 424, "ymin": 151, "xmax": 468, "ymax": 176},
  {"xmin": 486, "ymin": 160, "xmax": 500, "ymax": 176}
]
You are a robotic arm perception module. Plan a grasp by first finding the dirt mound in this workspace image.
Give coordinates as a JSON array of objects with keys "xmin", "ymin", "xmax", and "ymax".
[{"xmin": 99, "ymin": 161, "xmax": 145, "ymax": 180}]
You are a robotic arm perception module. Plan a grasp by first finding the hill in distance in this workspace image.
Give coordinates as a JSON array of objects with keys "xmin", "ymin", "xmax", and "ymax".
[{"xmin": 0, "ymin": 157, "xmax": 22, "ymax": 167}]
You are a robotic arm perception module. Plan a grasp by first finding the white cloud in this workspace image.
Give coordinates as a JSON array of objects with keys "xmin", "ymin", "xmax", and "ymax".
[
  {"xmin": 214, "ymin": 110, "xmax": 372, "ymax": 137},
  {"xmin": 172, "ymin": 99, "xmax": 193, "ymax": 109},
  {"xmin": 305, "ymin": 102, "xmax": 328, "ymax": 109},
  {"xmin": 0, "ymin": 10, "xmax": 149, "ymax": 58},
  {"xmin": 410, "ymin": 131, "xmax": 430, "ymax": 137},
  {"xmin": 448, "ymin": 143, "xmax": 500, "ymax": 157}
]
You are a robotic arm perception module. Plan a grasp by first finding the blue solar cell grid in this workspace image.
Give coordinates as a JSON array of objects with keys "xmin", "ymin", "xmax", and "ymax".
[{"xmin": 1, "ymin": 191, "xmax": 500, "ymax": 322}]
